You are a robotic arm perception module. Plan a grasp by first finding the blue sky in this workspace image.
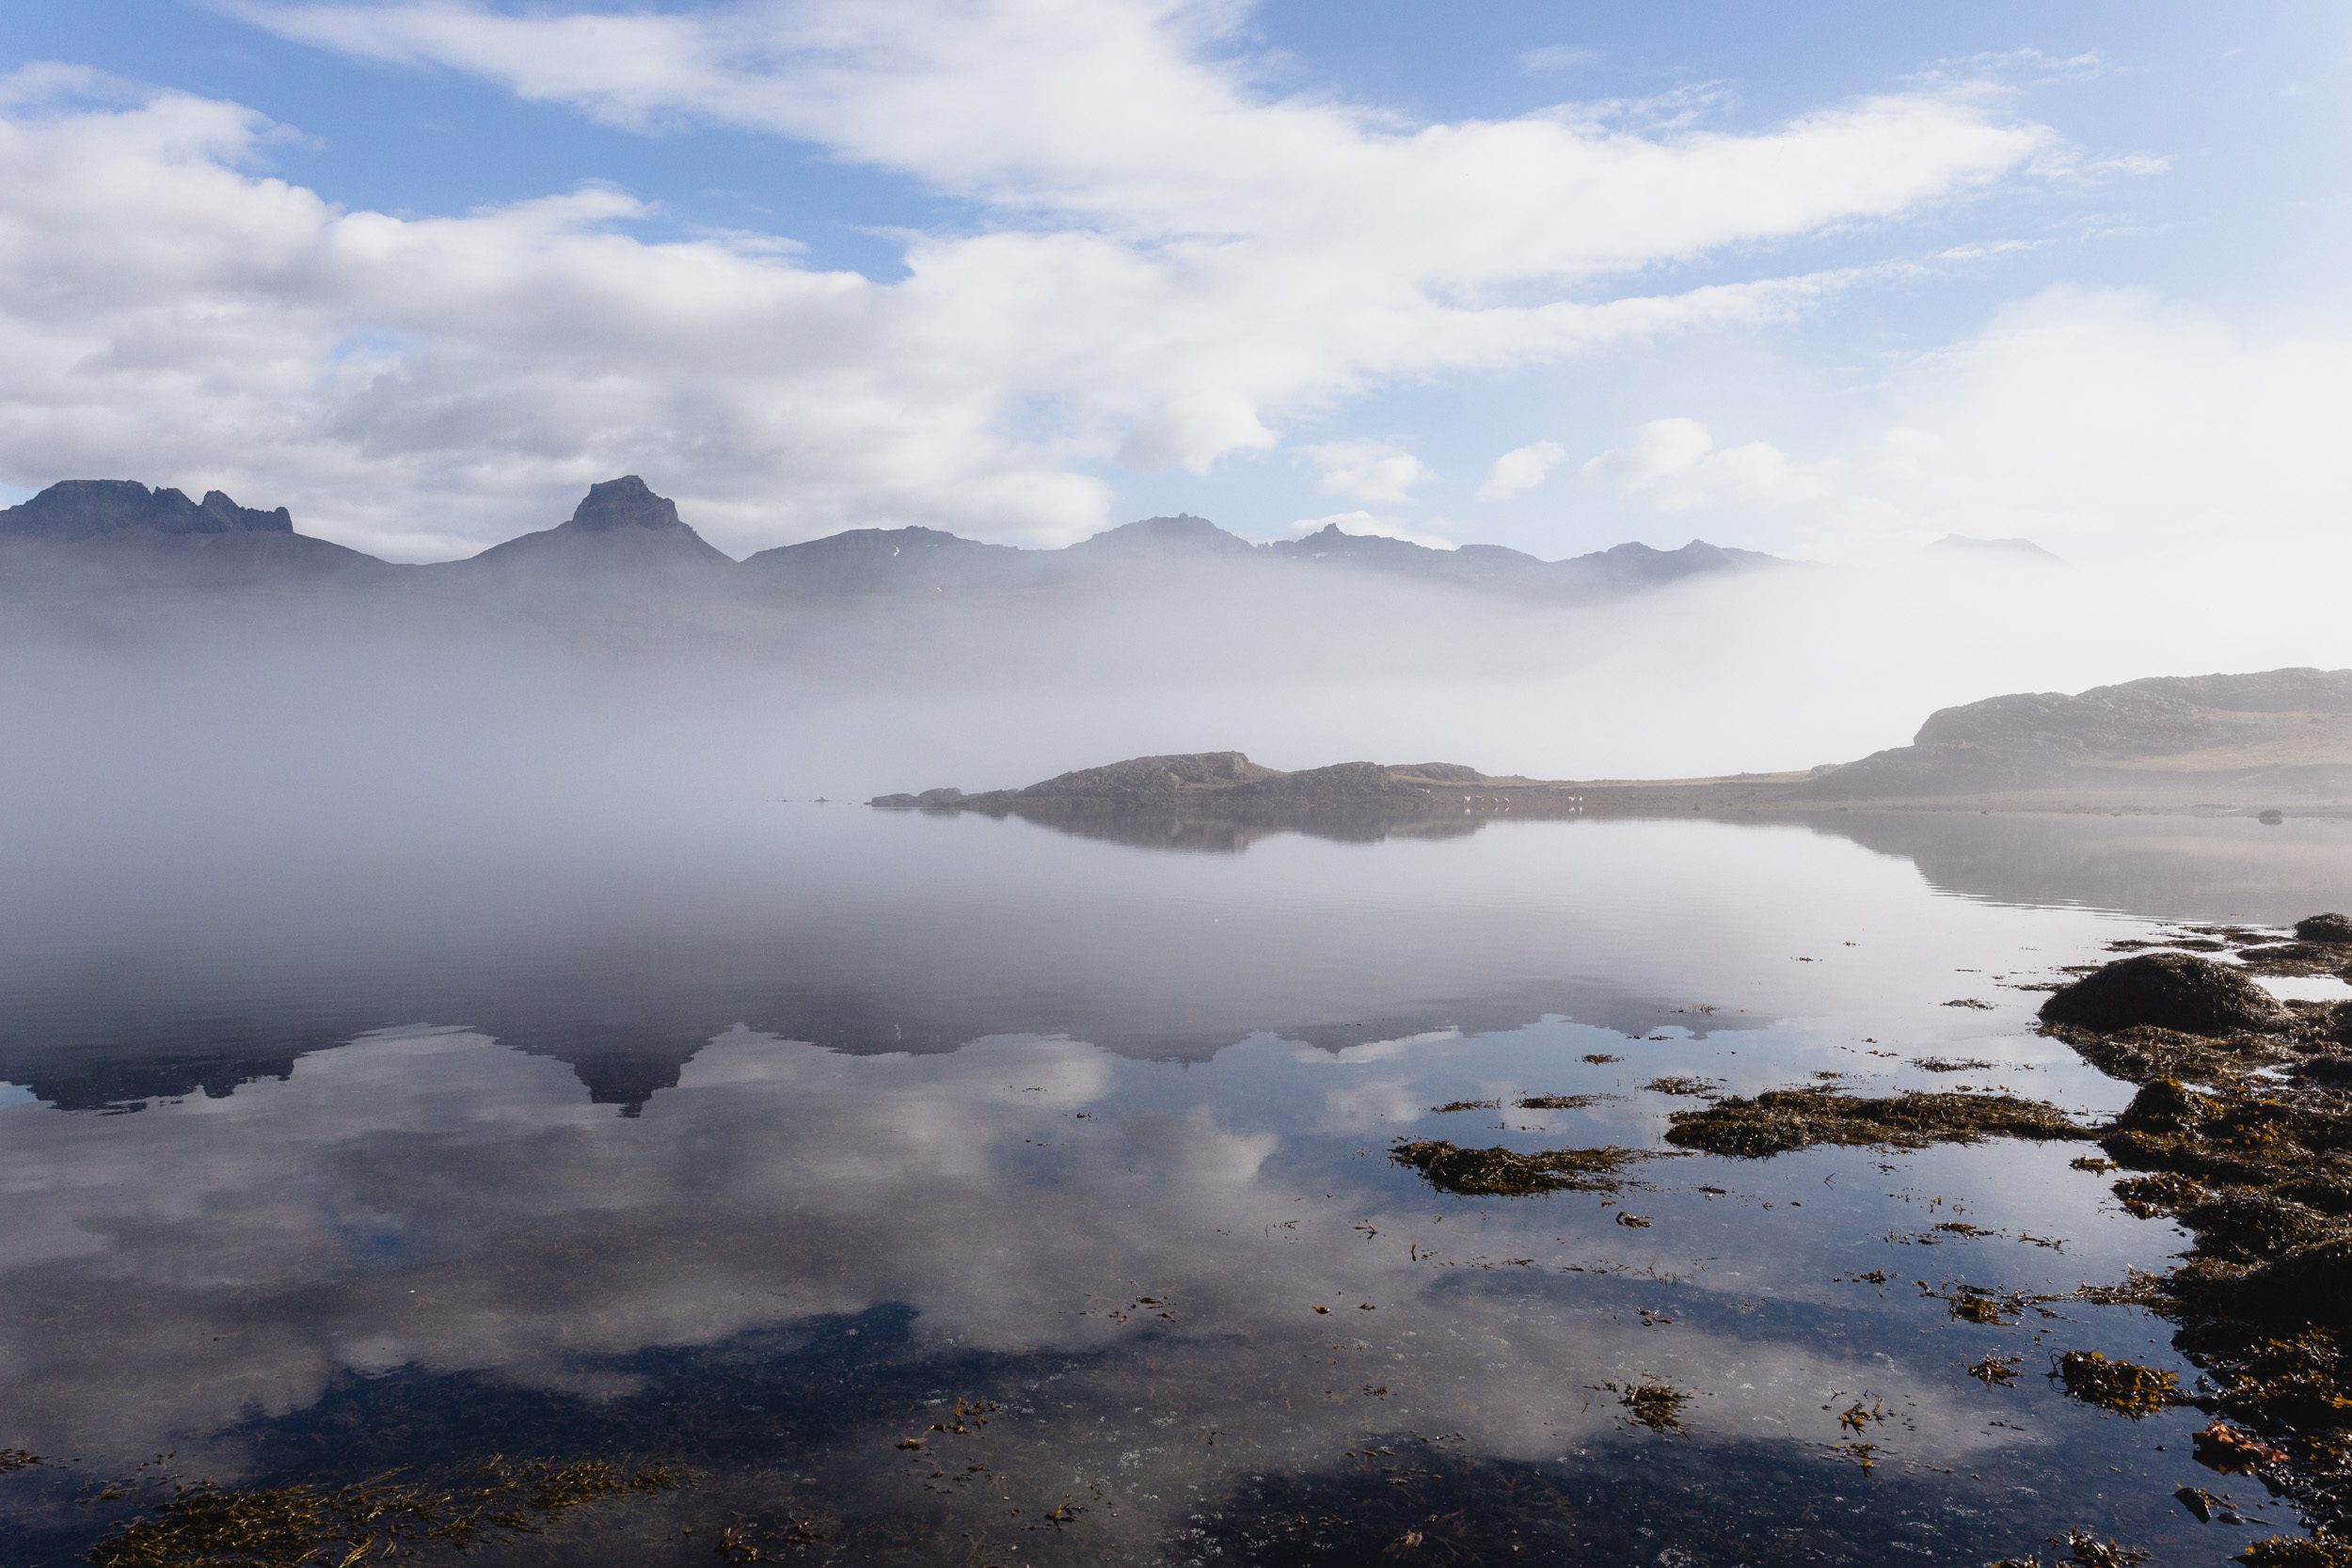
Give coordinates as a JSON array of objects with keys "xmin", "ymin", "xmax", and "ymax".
[{"xmin": 3, "ymin": 2, "xmax": 2347, "ymax": 561}]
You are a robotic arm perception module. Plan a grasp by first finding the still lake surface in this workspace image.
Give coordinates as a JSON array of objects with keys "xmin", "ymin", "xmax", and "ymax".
[{"xmin": 4, "ymin": 805, "xmax": 2350, "ymax": 1565}]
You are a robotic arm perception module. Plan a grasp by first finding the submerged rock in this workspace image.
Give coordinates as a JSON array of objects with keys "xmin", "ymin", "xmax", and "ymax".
[{"xmin": 2039, "ymin": 953, "xmax": 2290, "ymax": 1037}]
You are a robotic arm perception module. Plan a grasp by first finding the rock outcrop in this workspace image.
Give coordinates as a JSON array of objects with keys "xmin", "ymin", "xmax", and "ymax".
[
  {"xmin": 1, "ymin": 480, "xmax": 293, "ymax": 539},
  {"xmin": 1804, "ymin": 669, "xmax": 2352, "ymax": 801},
  {"xmin": 447, "ymin": 475, "xmax": 736, "ymax": 578},
  {"xmin": 2039, "ymin": 952, "xmax": 2291, "ymax": 1037}
]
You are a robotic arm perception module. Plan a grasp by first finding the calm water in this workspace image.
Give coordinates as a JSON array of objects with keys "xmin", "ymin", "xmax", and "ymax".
[{"xmin": 4, "ymin": 807, "xmax": 2350, "ymax": 1565}]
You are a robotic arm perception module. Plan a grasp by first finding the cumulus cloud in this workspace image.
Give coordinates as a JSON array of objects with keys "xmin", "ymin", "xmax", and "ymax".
[
  {"xmin": 1300, "ymin": 438, "xmax": 1432, "ymax": 503},
  {"xmin": 1475, "ymin": 439, "xmax": 1565, "ymax": 501},
  {"xmin": 0, "ymin": 0, "xmax": 2056, "ymax": 556},
  {"xmin": 1577, "ymin": 290, "xmax": 2352, "ymax": 565},
  {"xmin": 1581, "ymin": 419, "xmax": 1831, "ymax": 512}
]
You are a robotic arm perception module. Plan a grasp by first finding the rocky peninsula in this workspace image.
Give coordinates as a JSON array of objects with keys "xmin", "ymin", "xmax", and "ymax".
[{"xmin": 874, "ymin": 667, "xmax": 2352, "ymax": 826}]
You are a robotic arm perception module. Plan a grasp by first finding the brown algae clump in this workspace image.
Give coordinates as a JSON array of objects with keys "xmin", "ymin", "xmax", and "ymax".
[
  {"xmin": 1990, "ymin": 1528, "xmax": 2152, "ymax": 1567},
  {"xmin": 1516, "ymin": 1093, "xmax": 1607, "ymax": 1110},
  {"xmin": 1641, "ymin": 1076, "xmax": 1721, "ymax": 1098},
  {"xmin": 1662, "ymin": 1086, "xmax": 2088, "ymax": 1158},
  {"xmin": 86, "ymin": 1458, "xmax": 685, "ymax": 1568},
  {"xmin": 2053, "ymin": 1351, "xmax": 2179, "ymax": 1418},
  {"xmin": 2241, "ymin": 1536, "xmax": 2352, "ymax": 1567},
  {"xmin": 1618, "ymin": 1382, "xmax": 1689, "ymax": 1433},
  {"xmin": 1389, "ymin": 1139, "xmax": 1656, "ymax": 1196}
]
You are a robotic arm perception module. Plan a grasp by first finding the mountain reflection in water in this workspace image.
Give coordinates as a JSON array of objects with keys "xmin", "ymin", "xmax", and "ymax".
[{"xmin": 2, "ymin": 808, "xmax": 2347, "ymax": 1565}]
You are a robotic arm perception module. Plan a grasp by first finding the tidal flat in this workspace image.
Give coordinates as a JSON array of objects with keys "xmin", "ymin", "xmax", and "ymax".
[{"xmin": 4, "ymin": 807, "xmax": 2352, "ymax": 1566}]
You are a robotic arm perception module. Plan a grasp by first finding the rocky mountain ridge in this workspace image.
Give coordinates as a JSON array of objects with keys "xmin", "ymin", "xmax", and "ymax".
[{"xmin": 0, "ymin": 476, "xmax": 1784, "ymax": 605}]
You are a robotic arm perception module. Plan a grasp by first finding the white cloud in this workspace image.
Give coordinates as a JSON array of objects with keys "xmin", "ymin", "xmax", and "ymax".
[
  {"xmin": 0, "ymin": 1, "xmax": 2057, "ymax": 556},
  {"xmin": 1288, "ymin": 510, "xmax": 1455, "ymax": 551},
  {"xmin": 1300, "ymin": 438, "xmax": 1432, "ymax": 503},
  {"xmin": 1476, "ymin": 439, "xmax": 1565, "ymax": 501},
  {"xmin": 1571, "ymin": 289, "xmax": 2352, "ymax": 565},
  {"xmin": 1818, "ymin": 287, "xmax": 2352, "ymax": 558},
  {"xmin": 1581, "ymin": 419, "xmax": 1831, "ymax": 511}
]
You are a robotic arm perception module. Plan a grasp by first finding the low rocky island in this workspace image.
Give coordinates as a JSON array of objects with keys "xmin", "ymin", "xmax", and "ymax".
[{"xmin": 875, "ymin": 666, "xmax": 2352, "ymax": 831}]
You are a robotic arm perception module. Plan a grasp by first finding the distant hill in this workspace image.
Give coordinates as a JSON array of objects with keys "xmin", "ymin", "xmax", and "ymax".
[
  {"xmin": 1803, "ymin": 668, "xmax": 2352, "ymax": 800},
  {"xmin": 875, "ymin": 752, "xmax": 1591, "ymax": 821},
  {"xmin": 0, "ymin": 475, "xmax": 1787, "ymax": 610},
  {"xmin": 878, "ymin": 669, "xmax": 2352, "ymax": 825}
]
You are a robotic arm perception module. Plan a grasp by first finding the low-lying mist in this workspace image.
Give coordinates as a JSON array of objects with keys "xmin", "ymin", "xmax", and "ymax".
[{"xmin": 4, "ymin": 540, "xmax": 2344, "ymax": 893}]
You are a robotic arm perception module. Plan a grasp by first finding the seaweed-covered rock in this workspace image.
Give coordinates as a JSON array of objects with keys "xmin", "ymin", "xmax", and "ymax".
[
  {"xmin": 1661, "ymin": 1087, "xmax": 2086, "ymax": 1158},
  {"xmin": 2296, "ymin": 913, "xmax": 2352, "ymax": 945},
  {"xmin": 1388, "ymin": 1139, "xmax": 1656, "ymax": 1196},
  {"xmin": 2040, "ymin": 953, "xmax": 2289, "ymax": 1037},
  {"xmin": 2208, "ymin": 1239, "xmax": 2352, "ymax": 1329},
  {"xmin": 2111, "ymin": 1078, "xmax": 2206, "ymax": 1135},
  {"xmin": 2179, "ymin": 1192, "xmax": 2343, "ymax": 1264}
]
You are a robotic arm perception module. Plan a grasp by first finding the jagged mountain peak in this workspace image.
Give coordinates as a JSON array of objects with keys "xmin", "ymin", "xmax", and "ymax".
[
  {"xmin": 3, "ymin": 479, "xmax": 293, "ymax": 539},
  {"xmin": 564, "ymin": 475, "xmax": 684, "ymax": 532}
]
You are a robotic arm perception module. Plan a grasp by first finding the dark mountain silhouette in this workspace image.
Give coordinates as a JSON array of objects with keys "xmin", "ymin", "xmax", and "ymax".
[
  {"xmin": 441, "ymin": 475, "xmax": 735, "ymax": 581},
  {"xmin": 3, "ymin": 478, "xmax": 293, "ymax": 538},
  {"xmin": 0, "ymin": 479, "xmax": 383, "ymax": 583},
  {"xmin": 1069, "ymin": 513, "xmax": 1259, "ymax": 560},
  {"xmin": 0, "ymin": 475, "xmax": 1787, "ymax": 610},
  {"xmin": 743, "ymin": 524, "xmax": 1026, "ymax": 594}
]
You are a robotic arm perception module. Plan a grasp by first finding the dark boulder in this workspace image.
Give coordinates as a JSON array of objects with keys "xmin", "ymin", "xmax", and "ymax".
[
  {"xmin": 2296, "ymin": 913, "xmax": 2352, "ymax": 945},
  {"xmin": 2112, "ymin": 1077, "xmax": 2206, "ymax": 1134},
  {"xmin": 2210, "ymin": 1238, "xmax": 2352, "ymax": 1328},
  {"xmin": 2040, "ymin": 952, "xmax": 2289, "ymax": 1037}
]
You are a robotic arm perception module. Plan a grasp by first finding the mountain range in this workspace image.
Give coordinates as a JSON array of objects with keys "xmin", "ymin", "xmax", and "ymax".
[{"xmin": 0, "ymin": 474, "xmax": 1785, "ymax": 605}]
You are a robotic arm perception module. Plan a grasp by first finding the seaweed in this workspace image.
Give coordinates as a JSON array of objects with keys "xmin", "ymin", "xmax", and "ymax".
[
  {"xmin": 2052, "ymin": 1352, "xmax": 2179, "ymax": 1418},
  {"xmin": 1516, "ymin": 1093, "xmax": 1608, "ymax": 1110},
  {"xmin": 85, "ymin": 1457, "xmax": 684, "ymax": 1568},
  {"xmin": 1617, "ymin": 1383, "xmax": 1689, "ymax": 1433},
  {"xmin": 1661, "ymin": 1087, "xmax": 2089, "ymax": 1159},
  {"xmin": 2235, "ymin": 942, "xmax": 2352, "ymax": 979},
  {"xmin": 1388, "ymin": 1139, "xmax": 1660, "ymax": 1196},
  {"xmin": 1642, "ymin": 1076, "xmax": 1722, "ymax": 1099},
  {"xmin": 2242, "ymin": 1537, "xmax": 2352, "ymax": 1567},
  {"xmin": 1989, "ymin": 1528, "xmax": 2150, "ymax": 1567}
]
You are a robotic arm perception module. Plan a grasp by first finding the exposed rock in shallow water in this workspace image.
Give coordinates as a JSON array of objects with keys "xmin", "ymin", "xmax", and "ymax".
[
  {"xmin": 1661, "ymin": 1086, "xmax": 2088, "ymax": 1158},
  {"xmin": 2038, "ymin": 952, "xmax": 2290, "ymax": 1037},
  {"xmin": 2298, "ymin": 913, "xmax": 2352, "ymax": 945},
  {"xmin": 1388, "ymin": 1139, "xmax": 1658, "ymax": 1196}
]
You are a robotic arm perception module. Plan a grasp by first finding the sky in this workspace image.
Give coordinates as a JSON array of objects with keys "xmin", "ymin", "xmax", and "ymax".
[{"xmin": 2, "ymin": 2, "xmax": 2347, "ymax": 563}]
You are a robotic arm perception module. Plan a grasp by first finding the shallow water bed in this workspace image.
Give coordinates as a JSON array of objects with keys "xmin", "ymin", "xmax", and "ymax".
[{"xmin": 3, "ymin": 810, "xmax": 2348, "ymax": 1564}]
